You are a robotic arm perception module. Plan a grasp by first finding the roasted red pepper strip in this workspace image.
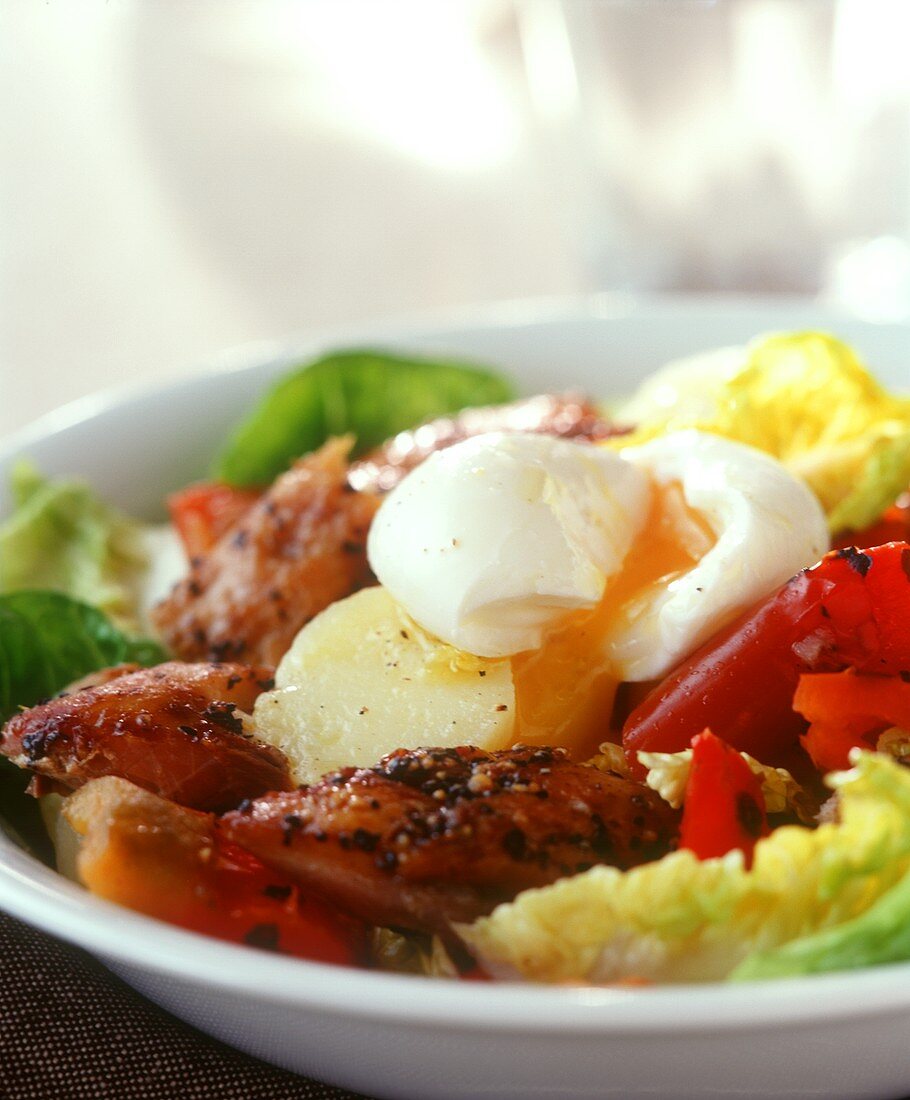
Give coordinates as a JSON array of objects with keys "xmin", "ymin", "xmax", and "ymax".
[
  {"xmin": 177, "ymin": 832, "xmax": 368, "ymax": 964},
  {"xmin": 623, "ymin": 543, "xmax": 910, "ymax": 774},
  {"xmin": 795, "ymin": 669, "xmax": 910, "ymax": 772},
  {"xmin": 71, "ymin": 780, "xmax": 366, "ymax": 965},
  {"xmin": 168, "ymin": 481, "xmax": 260, "ymax": 559},
  {"xmin": 679, "ymin": 730, "xmax": 768, "ymax": 869}
]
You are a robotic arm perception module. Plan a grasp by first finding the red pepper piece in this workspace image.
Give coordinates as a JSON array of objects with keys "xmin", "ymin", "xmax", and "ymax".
[
  {"xmin": 76, "ymin": 787, "xmax": 367, "ymax": 966},
  {"xmin": 195, "ymin": 834, "xmax": 368, "ymax": 964},
  {"xmin": 623, "ymin": 543, "xmax": 910, "ymax": 774},
  {"xmin": 168, "ymin": 481, "xmax": 260, "ymax": 559},
  {"xmin": 679, "ymin": 730, "xmax": 769, "ymax": 869},
  {"xmin": 795, "ymin": 669, "xmax": 910, "ymax": 772}
]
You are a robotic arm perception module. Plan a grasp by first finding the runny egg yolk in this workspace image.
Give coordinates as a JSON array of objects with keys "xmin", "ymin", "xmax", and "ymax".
[{"xmin": 509, "ymin": 482, "xmax": 716, "ymax": 760}]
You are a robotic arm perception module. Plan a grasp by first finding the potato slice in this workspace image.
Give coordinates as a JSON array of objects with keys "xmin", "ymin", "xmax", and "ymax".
[
  {"xmin": 39, "ymin": 793, "xmax": 82, "ymax": 883},
  {"xmin": 253, "ymin": 586, "xmax": 515, "ymax": 784}
]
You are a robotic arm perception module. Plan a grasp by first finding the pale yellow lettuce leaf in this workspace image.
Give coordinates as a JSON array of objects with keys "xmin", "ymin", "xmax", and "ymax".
[
  {"xmin": 459, "ymin": 753, "xmax": 910, "ymax": 984},
  {"xmin": 613, "ymin": 332, "xmax": 910, "ymax": 533}
]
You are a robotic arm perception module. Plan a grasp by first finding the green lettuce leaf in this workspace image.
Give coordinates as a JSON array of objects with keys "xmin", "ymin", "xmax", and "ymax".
[
  {"xmin": 213, "ymin": 349, "xmax": 517, "ymax": 487},
  {"xmin": 731, "ymin": 867, "xmax": 910, "ymax": 980},
  {"xmin": 0, "ymin": 590, "xmax": 166, "ymax": 724},
  {"xmin": 459, "ymin": 753, "xmax": 910, "ymax": 984},
  {"xmin": 614, "ymin": 332, "xmax": 910, "ymax": 533},
  {"xmin": 0, "ymin": 462, "xmax": 148, "ymax": 626}
]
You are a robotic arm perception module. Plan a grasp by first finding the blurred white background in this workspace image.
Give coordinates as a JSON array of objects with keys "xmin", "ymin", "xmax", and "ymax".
[
  {"xmin": 4, "ymin": 0, "xmax": 910, "ymax": 438},
  {"xmin": 1, "ymin": 1, "xmax": 577, "ymax": 438}
]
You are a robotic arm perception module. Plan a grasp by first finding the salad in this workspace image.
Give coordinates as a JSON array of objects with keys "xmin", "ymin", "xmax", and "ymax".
[{"xmin": 2, "ymin": 332, "xmax": 910, "ymax": 984}]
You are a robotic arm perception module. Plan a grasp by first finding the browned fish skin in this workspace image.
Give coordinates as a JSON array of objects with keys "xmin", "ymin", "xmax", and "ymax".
[
  {"xmin": 347, "ymin": 394, "xmax": 626, "ymax": 493},
  {"xmin": 1, "ymin": 662, "xmax": 293, "ymax": 812},
  {"xmin": 152, "ymin": 438, "xmax": 380, "ymax": 666},
  {"xmin": 221, "ymin": 745, "xmax": 678, "ymax": 934}
]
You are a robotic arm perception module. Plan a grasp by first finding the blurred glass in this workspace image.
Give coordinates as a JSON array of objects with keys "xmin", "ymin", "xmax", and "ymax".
[{"xmin": 518, "ymin": 0, "xmax": 910, "ymax": 313}]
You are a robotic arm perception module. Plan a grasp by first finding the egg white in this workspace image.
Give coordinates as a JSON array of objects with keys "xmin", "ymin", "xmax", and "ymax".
[
  {"xmin": 367, "ymin": 431, "xmax": 651, "ymax": 658},
  {"xmin": 609, "ymin": 430, "xmax": 829, "ymax": 681}
]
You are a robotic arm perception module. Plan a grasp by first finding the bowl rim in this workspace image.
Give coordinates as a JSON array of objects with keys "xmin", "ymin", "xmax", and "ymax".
[
  {"xmin": 4, "ymin": 293, "xmax": 910, "ymax": 1036},
  {"xmin": 2, "ymin": 287, "xmax": 895, "ymax": 462}
]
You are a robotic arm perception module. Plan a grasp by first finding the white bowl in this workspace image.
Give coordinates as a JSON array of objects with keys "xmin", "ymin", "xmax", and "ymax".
[{"xmin": 3, "ymin": 296, "xmax": 910, "ymax": 1100}]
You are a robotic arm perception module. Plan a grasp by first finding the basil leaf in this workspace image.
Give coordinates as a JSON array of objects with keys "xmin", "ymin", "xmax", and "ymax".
[
  {"xmin": 213, "ymin": 349, "xmax": 517, "ymax": 488},
  {"xmin": 0, "ymin": 590, "xmax": 167, "ymax": 723}
]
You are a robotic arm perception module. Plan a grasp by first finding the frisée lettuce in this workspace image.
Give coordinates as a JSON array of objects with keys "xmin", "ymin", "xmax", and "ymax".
[{"xmin": 639, "ymin": 747, "xmax": 808, "ymax": 818}]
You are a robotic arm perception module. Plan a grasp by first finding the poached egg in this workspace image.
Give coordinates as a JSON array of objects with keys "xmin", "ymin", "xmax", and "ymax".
[
  {"xmin": 368, "ymin": 429, "xmax": 829, "ymax": 758},
  {"xmin": 367, "ymin": 431, "xmax": 652, "ymax": 658}
]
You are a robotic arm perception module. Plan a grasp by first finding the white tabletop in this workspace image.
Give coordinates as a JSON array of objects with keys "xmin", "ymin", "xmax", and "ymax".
[
  {"xmin": 1, "ymin": 2, "xmax": 581, "ymax": 440},
  {"xmin": 7, "ymin": 1, "xmax": 910, "ymax": 442}
]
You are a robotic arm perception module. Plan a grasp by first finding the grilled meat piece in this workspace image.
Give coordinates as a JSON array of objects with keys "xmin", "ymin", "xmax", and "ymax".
[
  {"xmin": 1, "ymin": 661, "xmax": 292, "ymax": 812},
  {"xmin": 221, "ymin": 744, "xmax": 678, "ymax": 934},
  {"xmin": 152, "ymin": 438, "xmax": 380, "ymax": 666},
  {"xmin": 347, "ymin": 393, "xmax": 624, "ymax": 494}
]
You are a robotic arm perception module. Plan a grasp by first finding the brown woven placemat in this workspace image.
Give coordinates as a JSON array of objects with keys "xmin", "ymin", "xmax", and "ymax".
[{"xmin": 0, "ymin": 911, "xmax": 373, "ymax": 1100}]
